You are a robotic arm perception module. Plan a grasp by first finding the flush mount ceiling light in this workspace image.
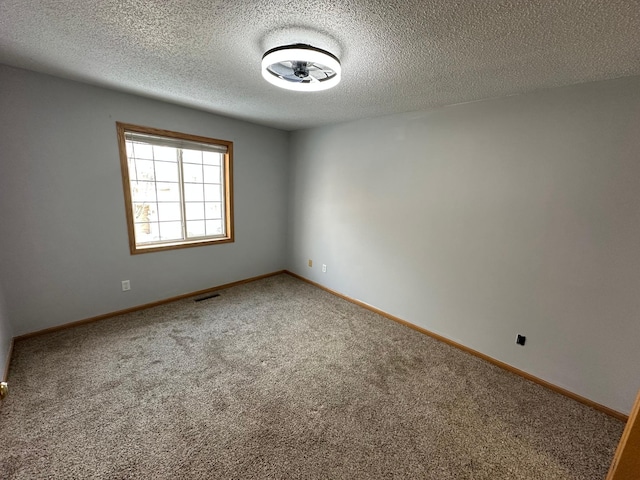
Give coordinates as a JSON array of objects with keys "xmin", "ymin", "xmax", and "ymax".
[{"xmin": 261, "ymin": 44, "xmax": 341, "ymax": 92}]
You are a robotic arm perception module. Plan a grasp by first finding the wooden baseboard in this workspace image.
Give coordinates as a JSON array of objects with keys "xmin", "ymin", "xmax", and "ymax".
[
  {"xmin": 285, "ymin": 270, "xmax": 628, "ymax": 422},
  {"xmin": 14, "ymin": 270, "xmax": 285, "ymax": 342},
  {"xmin": 3, "ymin": 337, "xmax": 14, "ymax": 382}
]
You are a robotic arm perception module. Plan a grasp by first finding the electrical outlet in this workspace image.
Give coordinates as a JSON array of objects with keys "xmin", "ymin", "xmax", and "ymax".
[
  {"xmin": 121, "ymin": 280, "xmax": 131, "ymax": 291},
  {"xmin": 308, "ymin": 259, "xmax": 312, "ymax": 267},
  {"xmin": 322, "ymin": 264, "xmax": 327, "ymax": 273}
]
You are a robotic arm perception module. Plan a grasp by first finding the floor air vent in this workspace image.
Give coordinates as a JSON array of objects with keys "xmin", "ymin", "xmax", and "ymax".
[{"xmin": 195, "ymin": 293, "xmax": 220, "ymax": 303}]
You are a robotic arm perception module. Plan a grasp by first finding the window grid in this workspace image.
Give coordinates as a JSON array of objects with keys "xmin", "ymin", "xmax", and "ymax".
[
  {"xmin": 177, "ymin": 148, "xmax": 187, "ymax": 241},
  {"xmin": 152, "ymin": 146, "xmax": 163, "ymax": 241},
  {"xmin": 128, "ymin": 145, "xmax": 225, "ymax": 244}
]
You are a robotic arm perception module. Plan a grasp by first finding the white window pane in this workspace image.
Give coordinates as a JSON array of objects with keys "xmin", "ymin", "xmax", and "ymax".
[
  {"xmin": 203, "ymin": 152, "xmax": 221, "ymax": 166},
  {"xmin": 157, "ymin": 202, "xmax": 182, "ymax": 222},
  {"xmin": 133, "ymin": 159, "xmax": 155, "ymax": 181},
  {"xmin": 153, "ymin": 145, "xmax": 177, "ymax": 162},
  {"xmin": 131, "ymin": 181, "xmax": 156, "ymax": 202},
  {"xmin": 185, "ymin": 202, "xmax": 204, "ymax": 221},
  {"xmin": 182, "ymin": 163, "xmax": 203, "ymax": 183},
  {"xmin": 158, "ymin": 221, "xmax": 183, "ymax": 241},
  {"xmin": 206, "ymin": 219, "xmax": 223, "ymax": 236},
  {"xmin": 184, "ymin": 183, "xmax": 204, "ymax": 202},
  {"xmin": 203, "ymin": 165, "xmax": 221, "ymax": 184},
  {"xmin": 133, "ymin": 142, "xmax": 153, "ymax": 160},
  {"xmin": 186, "ymin": 220, "xmax": 206, "ymax": 238},
  {"xmin": 126, "ymin": 141, "xmax": 135, "ymax": 157},
  {"xmin": 133, "ymin": 202, "xmax": 157, "ymax": 223},
  {"xmin": 156, "ymin": 182, "xmax": 180, "ymax": 202},
  {"xmin": 135, "ymin": 221, "xmax": 159, "ymax": 243},
  {"xmin": 154, "ymin": 161, "xmax": 178, "ymax": 182},
  {"xmin": 205, "ymin": 202, "xmax": 222, "ymax": 219},
  {"xmin": 204, "ymin": 184, "xmax": 221, "ymax": 202},
  {"xmin": 182, "ymin": 149, "xmax": 202, "ymax": 164}
]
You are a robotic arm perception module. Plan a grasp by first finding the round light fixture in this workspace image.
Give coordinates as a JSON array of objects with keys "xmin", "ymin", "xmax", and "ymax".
[{"xmin": 261, "ymin": 44, "xmax": 341, "ymax": 92}]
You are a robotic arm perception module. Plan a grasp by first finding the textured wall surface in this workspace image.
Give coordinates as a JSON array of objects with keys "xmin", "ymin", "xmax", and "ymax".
[
  {"xmin": 288, "ymin": 76, "xmax": 640, "ymax": 415},
  {"xmin": 1, "ymin": 1, "xmax": 639, "ymax": 129},
  {"xmin": 0, "ymin": 65, "xmax": 289, "ymax": 336}
]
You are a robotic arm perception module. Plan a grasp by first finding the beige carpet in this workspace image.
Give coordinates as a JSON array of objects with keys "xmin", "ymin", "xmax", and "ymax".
[{"xmin": 0, "ymin": 274, "xmax": 623, "ymax": 479}]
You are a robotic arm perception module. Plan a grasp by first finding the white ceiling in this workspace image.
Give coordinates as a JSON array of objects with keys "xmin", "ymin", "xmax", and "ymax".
[{"xmin": 1, "ymin": 1, "xmax": 639, "ymax": 131}]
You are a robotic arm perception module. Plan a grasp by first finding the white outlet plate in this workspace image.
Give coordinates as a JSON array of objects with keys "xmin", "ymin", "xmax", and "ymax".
[
  {"xmin": 121, "ymin": 280, "xmax": 131, "ymax": 291},
  {"xmin": 322, "ymin": 264, "xmax": 327, "ymax": 273}
]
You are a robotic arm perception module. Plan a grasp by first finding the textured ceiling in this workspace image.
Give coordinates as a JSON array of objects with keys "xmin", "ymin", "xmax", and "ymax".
[{"xmin": 1, "ymin": 1, "xmax": 639, "ymax": 130}]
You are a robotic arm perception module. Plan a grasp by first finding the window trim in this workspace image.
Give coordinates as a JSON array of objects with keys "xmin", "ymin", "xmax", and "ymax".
[{"xmin": 116, "ymin": 122, "xmax": 234, "ymax": 254}]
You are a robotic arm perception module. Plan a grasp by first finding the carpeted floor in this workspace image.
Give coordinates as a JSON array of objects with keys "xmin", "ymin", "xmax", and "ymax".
[{"xmin": 0, "ymin": 274, "xmax": 624, "ymax": 479}]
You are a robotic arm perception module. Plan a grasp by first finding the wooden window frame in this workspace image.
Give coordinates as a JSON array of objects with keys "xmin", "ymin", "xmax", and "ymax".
[{"xmin": 116, "ymin": 122, "xmax": 234, "ymax": 254}]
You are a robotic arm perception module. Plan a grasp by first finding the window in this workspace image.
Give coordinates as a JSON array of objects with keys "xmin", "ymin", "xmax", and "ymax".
[{"xmin": 116, "ymin": 122, "xmax": 233, "ymax": 254}]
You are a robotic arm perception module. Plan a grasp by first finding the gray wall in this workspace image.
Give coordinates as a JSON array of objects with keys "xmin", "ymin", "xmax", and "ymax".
[
  {"xmin": 287, "ymin": 76, "xmax": 640, "ymax": 415},
  {"xmin": 0, "ymin": 65, "xmax": 289, "ymax": 336}
]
